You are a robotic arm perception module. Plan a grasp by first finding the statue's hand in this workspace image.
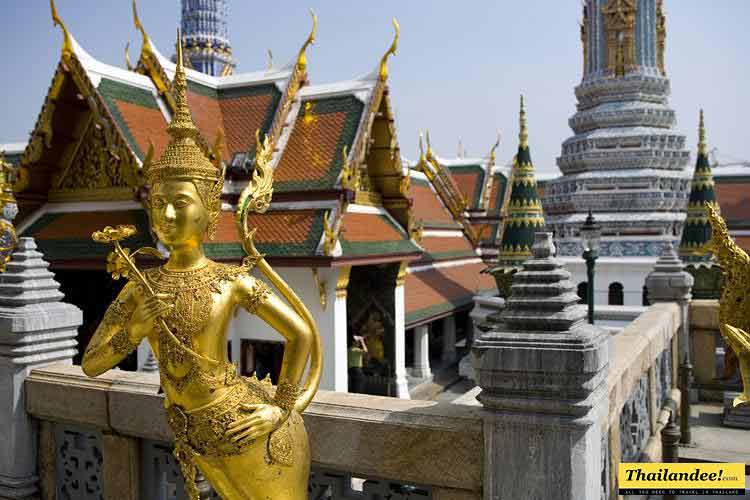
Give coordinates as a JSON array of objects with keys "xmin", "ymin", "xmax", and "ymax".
[
  {"xmin": 127, "ymin": 292, "xmax": 174, "ymax": 339},
  {"xmin": 226, "ymin": 403, "xmax": 285, "ymax": 444}
]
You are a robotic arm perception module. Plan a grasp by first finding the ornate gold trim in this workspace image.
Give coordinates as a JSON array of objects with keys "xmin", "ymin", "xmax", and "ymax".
[
  {"xmin": 311, "ymin": 268, "xmax": 327, "ymax": 310},
  {"xmin": 335, "ymin": 266, "xmax": 351, "ymax": 298}
]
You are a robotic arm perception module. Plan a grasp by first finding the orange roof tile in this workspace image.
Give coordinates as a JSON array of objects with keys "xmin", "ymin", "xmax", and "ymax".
[
  {"xmin": 220, "ymin": 94, "xmax": 275, "ymax": 159},
  {"xmin": 211, "ymin": 209, "xmax": 320, "ymax": 245},
  {"xmin": 33, "ymin": 211, "xmax": 145, "ymax": 240},
  {"xmin": 187, "ymin": 90, "xmax": 225, "ymax": 159},
  {"xmin": 452, "ymin": 172, "xmax": 483, "ymax": 208},
  {"xmin": 733, "ymin": 236, "xmax": 750, "ymax": 252},
  {"xmin": 113, "ymin": 100, "xmax": 170, "ymax": 159},
  {"xmin": 340, "ymin": 212, "xmax": 404, "ymax": 243},
  {"xmin": 274, "ymin": 95, "xmax": 364, "ymax": 192},
  {"xmin": 405, "ymin": 261, "xmax": 496, "ymax": 325},
  {"xmin": 716, "ymin": 182, "xmax": 750, "ymax": 223},
  {"xmin": 411, "ymin": 181, "xmax": 458, "ymax": 228}
]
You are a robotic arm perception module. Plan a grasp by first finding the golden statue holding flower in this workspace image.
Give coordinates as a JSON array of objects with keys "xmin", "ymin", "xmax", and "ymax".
[{"xmin": 82, "ymin": 31, "xmax": 321, "ymax": 500}]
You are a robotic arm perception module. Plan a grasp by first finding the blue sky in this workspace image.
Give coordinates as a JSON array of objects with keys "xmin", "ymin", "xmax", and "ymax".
[{"xmin": 2, "ymin": 1, "xmax": 748, "ymax": 173}]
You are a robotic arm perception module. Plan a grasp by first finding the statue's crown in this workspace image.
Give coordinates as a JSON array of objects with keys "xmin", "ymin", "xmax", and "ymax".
[{"xmin": 144, "ymin": 30, "xmax": 221, "ymax": 185}]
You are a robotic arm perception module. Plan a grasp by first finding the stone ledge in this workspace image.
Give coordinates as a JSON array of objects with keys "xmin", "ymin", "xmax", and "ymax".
[
  {"xmin": 26, "ymin": 364, "xmax": 483, "ymax": 493},
  {"xmin": 689, "ymin": 300, "xmax": 719, "ymax": 330},
  {"xmin": 607, "ymin": 302, "xmax": 680, "ymax": 428}
]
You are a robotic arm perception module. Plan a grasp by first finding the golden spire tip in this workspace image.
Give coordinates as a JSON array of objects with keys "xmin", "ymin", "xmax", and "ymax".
[
  {"xmin": 519, "ymin": 95, "xmax": 529, "ymax": 148},
  {"xmin": 698, "ymin": 108, "xmax": 707, "ymax": 155},
  {"xmin": 379, "ymin": 18, "xmax": 400, "ymax": 81},
  {"xmin": 50, "ymin": 0, "xmax": 73, "ymax": 57},
  {"xmin": 296, "ymin": 10, "xmax": 317, "ymax": 72}
]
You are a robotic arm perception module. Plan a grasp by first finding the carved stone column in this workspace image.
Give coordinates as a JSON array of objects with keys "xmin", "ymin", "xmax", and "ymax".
[
  {"xmin": 473, "ymin": 233, "xmax": 610, "ymax": 500},
  {"xmin": 441, "ymin": 316, "xmax": 456, "ymax": 363},
  {"xmin": 645, "ymin": 242, "xmax": 694, "ymax": 443},
  {"xmin": 412, "ymin": 324, "xmax": 432, "ymax": 379},
  {"xmin": 0, "ymin": 238, "xmax": 81, "ymax": 499},
  {"xmin": 646, "ymin": 242, "xmax": 693, "ymax": 364}
]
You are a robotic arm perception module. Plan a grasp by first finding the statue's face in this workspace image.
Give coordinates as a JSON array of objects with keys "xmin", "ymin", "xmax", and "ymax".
[{"xmin": 149, "ymin": 181, "xmax": 209, "ymax": 247}]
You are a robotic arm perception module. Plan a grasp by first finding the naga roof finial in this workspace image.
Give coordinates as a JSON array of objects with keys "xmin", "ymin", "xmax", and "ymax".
[
  {"xmin": 132, "ymin": 0, "xmax": 149, "ymax": 47},
  {"xmin": 519, "ymin": 95, "xmax": 529, "ymax": 149},
  {"xmin": 379, "ymin": 18, "xmax": 400, "ymax": 81},
  {"xmin": 50, "ymin": 0, "xmax": 73, "ymax": 58},
  {"xmin": 698, "ymin": 109, "xmax": 707, "ymax": 156},
  {"xmin": 490, "ymin": 131, "xmax": 501, "ymax": 164},
  {"xmin": 296, "ymin": 10, "xmax": 317, "ymax": 72}
]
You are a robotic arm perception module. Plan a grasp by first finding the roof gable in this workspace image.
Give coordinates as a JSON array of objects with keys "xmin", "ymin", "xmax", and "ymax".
[{"xmin": 273, "ymin": 95, "xmax": 365, "ymax": 192}]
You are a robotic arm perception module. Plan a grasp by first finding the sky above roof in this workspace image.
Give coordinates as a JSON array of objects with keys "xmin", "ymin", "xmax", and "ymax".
[{"xmin": 1, "ymin": 1, "xmax": 748, "ymax": 174}]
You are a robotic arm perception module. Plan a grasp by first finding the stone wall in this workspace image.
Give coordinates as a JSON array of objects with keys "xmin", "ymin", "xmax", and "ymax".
[
  {"xmin": 20, "ymin": 306, "xmax": 686, "ymax": 499},
  {"xmin": 25, "ymin": 364, "xmax": 482, "ymax": 500}
]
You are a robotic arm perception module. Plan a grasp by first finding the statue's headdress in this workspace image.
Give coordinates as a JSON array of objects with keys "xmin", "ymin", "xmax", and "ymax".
[{"xmin": 145, "ymin": 30, "xmax": 224, "ymax": 238}]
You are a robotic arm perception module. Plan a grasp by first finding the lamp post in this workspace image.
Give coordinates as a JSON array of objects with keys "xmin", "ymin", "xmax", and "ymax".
[{"xmin": 580, "ymin": 210, "xmax": 601, "ymax": 325}]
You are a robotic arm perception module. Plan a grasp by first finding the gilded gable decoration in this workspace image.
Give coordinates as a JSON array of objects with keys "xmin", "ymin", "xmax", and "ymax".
[{"xmin": 601, "ymin": 0, "xmax": 637, "ymax": 77}]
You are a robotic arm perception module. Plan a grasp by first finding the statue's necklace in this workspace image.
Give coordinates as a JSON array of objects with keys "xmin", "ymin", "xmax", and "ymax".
[{"xmin": 146, "ymin": 261, "xmax": 246, "ymax": 392}]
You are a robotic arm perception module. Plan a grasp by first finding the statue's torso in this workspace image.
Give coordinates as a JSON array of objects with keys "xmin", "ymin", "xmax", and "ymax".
[{"xmin": 141, "ymin": 260, "xmax": 262, "ymax": 409}]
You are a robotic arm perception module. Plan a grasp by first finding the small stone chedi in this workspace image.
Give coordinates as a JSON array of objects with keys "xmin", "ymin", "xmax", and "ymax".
[
  {"xmin": 545, "ymin": 0, "xmax": 691, "ymax": 259},
  {"xmin": 81, "ymin": 31, "xmax": 322, "ymax": 500},
  {"xmin": 473, "ymin": 232, "xmax": 610, "ymax": 500}
]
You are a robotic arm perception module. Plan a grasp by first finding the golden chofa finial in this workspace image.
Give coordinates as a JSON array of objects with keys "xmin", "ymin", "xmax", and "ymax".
[
  {"xmin": 267, "ymin": 49, "xmax": 274, "ymax": 70},
  {"xmin": 519, "ymin": 95, "xmax": 529, "ymax": 148},
  {"xmin": 50, "ymin": 0, "xmax": 73, "ymax": 58},
  {"xmin": 379, "ymin": 18, "xmax": 400, "ymax": 81},
  {"xmin": 698, "ymin": 109, "xmax": 707, "ymax": 156},
  {"xmin": 296, "ymin": 10, "xmax": 317, "ymax": 72},
  {"xmin": 418, "ymin": 132, "xmax": 426, "ymax": 163},
  {"xmin": 490, "ymin": 131, "xmax": 501, "ymax": 164},
  {"xmin": 125, "ymin": 41, "xmax": 134, "ymax": 71},
  {"xmin": 132, "ymin": 0, "xmax": 151, "ymax": 50}
]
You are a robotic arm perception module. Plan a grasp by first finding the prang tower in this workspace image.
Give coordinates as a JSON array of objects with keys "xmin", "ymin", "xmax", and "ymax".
[
  {"xmin": 181, "ymin": 0, "xmax": 235, "ymax": 76},
  {"xmin": 545, "ymin": 0, "xmax": 690, "ymax": 260},
  {"xmin": 542, "ymin": 0, "xmax": 691, "ymax": 305}
]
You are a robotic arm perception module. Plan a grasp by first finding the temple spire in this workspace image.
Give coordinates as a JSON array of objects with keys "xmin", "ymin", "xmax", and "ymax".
[
  {"xmin": 496, "ymin": 96, "xmax": 545, "ymax": 269},
  {"xmin": 181, "ymin": 0, "xmax": 234, "ymax": 76},
  {"xmin": 679, "ymin": 109, "xmax": 718, "ymax": 262}
]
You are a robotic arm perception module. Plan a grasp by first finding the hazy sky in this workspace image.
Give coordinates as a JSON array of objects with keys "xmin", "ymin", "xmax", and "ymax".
[{"xmin": 2, "ymin": 1, "xmax": 748, "ymax": 173}]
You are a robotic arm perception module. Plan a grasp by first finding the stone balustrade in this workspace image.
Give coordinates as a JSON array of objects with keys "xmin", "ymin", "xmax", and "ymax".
[
  {"xmin": 25, "ymin": 364, "xmax": 482, "ymax": 500},
  {"xmin": 689, "ymin": 299, "xmax": 731, "ymax": 400},
  {"xmin": 20, "ymin": 297, "xmax": 684, "ymax": 500}
]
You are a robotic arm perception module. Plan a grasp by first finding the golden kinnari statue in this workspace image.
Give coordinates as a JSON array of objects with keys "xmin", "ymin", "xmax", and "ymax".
[
  {"xmin": 82, "ymin": 30, "xmax": 322, "ymax": 499},
  {"xmin": 704, "ymin": 203, "xmax": 750, "ymax": 408}
]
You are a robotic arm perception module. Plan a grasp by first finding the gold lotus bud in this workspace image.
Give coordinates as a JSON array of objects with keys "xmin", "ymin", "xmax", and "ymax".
[
  {"xmin": 106, "ymin": 248, "xmax": 132, "ymax": 280},
  {"xmin": 92, "ymin": 224, "xmax": 137, "ymax": 244}
]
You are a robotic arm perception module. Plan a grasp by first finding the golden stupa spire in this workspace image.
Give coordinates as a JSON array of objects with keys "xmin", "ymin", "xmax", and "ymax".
[
  {"xmin": 379, "ymin": 18, "xmax": 400, "ymax": 81},
  {"xmin": 519, "ymin": 95, "xmax": 529, "ymax": 148},
  {"xmin": 698, "ymin": 109, "xmax": 707, "ymax": 156},
  {"xmin": 50, "ymin": 0, "xmax": 73, "ymax": 58}
]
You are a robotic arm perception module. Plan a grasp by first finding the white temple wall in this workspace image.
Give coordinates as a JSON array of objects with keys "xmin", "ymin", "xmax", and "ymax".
[
  {"xmin": 560, "ymin": 257, "xmax": 657, "ymax": 307},
  {"xmin": 231, "ymin": 266, "xmax": 346, "ymax": 393}
]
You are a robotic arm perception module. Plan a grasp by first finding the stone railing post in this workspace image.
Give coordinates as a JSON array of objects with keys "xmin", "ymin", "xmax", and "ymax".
[
  {"xmin": 645, "ymin": 241, "xmax": 694, "ymax": 444},
  {"xmin": 0, "ymin": 238, "xmax": 81, "ymax": 499},
  {"xmin": 473, "ymin": 233, "xmax": 610, "ymax": 500}
]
